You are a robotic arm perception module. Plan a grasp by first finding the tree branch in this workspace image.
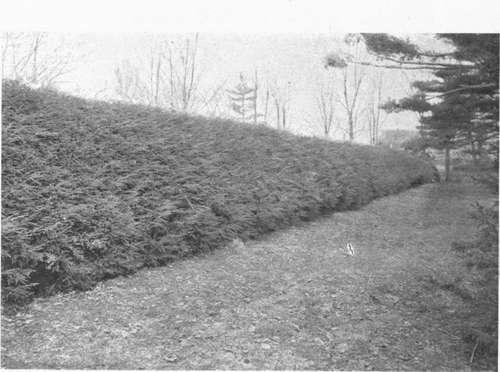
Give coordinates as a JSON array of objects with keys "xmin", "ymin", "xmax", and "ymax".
[
  {"xmin": 427, "ymin": 83, "xmax": 498, "ymax": 99},
  {"xmin": 352, "ymin": 60, "xmax": 472, "ymax": 71},
  {"xmin": 380, "ymin": 55, "xmax": 474, "ymax": 69}
]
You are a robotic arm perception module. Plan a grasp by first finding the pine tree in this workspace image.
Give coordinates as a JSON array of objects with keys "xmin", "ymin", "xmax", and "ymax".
[
  {"xmin": 227, "ymin": 73, "xmax": 262, "ymax": 124},
  {"xmin": 343, "ymin": 34, "xmax": 499, "ymax": 181}
]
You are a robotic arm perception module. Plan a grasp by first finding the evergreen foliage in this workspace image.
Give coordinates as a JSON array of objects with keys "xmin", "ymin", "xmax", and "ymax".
[
  {"xmin": 226, "ymin": 74, "xmax": 260, "ymax": 123},
  {"xmin": 361, "ymin": 34, "xmax": 499, "ymax": 180},
  {"xmin": 2, "ymin": 80, "xmax": 438, "ymax": 305}
]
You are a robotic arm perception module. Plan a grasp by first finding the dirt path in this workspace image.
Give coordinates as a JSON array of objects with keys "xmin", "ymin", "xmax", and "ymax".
[{"xmin": 1, "ymin": 181, "xmax": 496, "ymax": 370}]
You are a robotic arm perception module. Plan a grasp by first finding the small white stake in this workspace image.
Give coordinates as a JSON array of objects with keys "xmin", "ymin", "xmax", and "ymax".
[{"xmin": 346, "ymin": 242, "xmax": 355, "ymax": 256}]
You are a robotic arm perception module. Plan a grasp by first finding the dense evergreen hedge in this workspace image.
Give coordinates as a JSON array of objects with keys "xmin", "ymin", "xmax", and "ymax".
[{"xmin": 1, "ymin": 81, "xmax": 438, "ymax": 304}]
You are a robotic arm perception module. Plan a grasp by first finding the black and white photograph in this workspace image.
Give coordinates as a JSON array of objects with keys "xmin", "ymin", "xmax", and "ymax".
[{"xmin": 1, "ymin": 0, "xmax": 499, "ymax": 370}]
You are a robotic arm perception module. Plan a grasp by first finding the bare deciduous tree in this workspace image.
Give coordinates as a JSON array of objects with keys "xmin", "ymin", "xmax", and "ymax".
[
  {"xmin": 112, "ymin": 34, "xmax": 202, "ymax": 112},
  {"xmin": 199, "ymin": 80, "xmax": 228, "ymax": 118},
  {"xmin": 366, "ymin": 71, "xmax": 387, "ymax": 145},
  {"xmin": 318, "ymin": 86, "xmax": 336, "ymax": 138},
  {"xmin": 263, "ymin": 86, "xmax": 270, "ymax": 124},
  {"xmin": 325, "ymin": 34, "xmax": 369, "ymax": 142},
  {"xmin": 1, "ymin": 32, "xmax": 78, "ymax": 87},
  {"xmin": 337, "ymin": 35, "xmax": 365, "ymax": 142},
  {"xmin": 167, "ymin": 34, "xmax": 200, "ymax": 111},
  {"xmin": 307, "ymin": 79, "xmax": 336, "ymax": 138},
  {"xmin": 114, "ymin": 60, "xmax": 149, "ymax": 104},
  {"xmin": 252, "ymin": 69, "xmax": 259, "ymax": 125},
  {"xmin": 270, "ymin": 80, "xmax": 291, "ymax": 130}
]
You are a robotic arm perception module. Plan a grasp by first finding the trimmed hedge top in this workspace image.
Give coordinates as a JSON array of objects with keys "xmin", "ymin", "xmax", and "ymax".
[{"xmin": 1, "ymin": 80, "xmax": 438, "ymax": 304}]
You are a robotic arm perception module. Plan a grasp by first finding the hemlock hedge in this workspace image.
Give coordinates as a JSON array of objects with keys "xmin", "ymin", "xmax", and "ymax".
[{"xmin": 1, "ymin": 81, "xmax": 439, "ymax": 304}]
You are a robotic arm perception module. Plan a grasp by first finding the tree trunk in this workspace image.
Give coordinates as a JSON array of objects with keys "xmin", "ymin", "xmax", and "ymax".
[
  {"xmin": 348, "ymin": 115, "xmax": 354, "ymax": 142},
  {"xmin": 32, "ymin": 35, "xmax": 41, "ymax": 84},
  {"xmin": 253, "ymin": 69, "xmax": 258, "ymax": 125},
  {"xmin": 154, "ymin": 55, "xmax": 161, "ymax": 106},
  {"xmin": 275, "ymin": 103, "xmax": 280, "ymax": 129},
  {"xmin": 264, "ymin": 89, "xmax": 269, "ymax": 124},
  {"xmin": 241, "ymin": 94, "xmax": 245, "ymax": 121},
  {"xmin": 369, "ymin": 118, "xmax": 373, "ymax": 145},
  {"xmin": 444, "ymin": 145, "xmax": 451, "ymax": 182}
]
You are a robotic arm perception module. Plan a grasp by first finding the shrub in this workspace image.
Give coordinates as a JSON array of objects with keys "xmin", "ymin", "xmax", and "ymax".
[
  {"xmin": 1, "ymin": 80, "xmax": 438, "ymax": 305},
  {"xmin": 452, "ymin": 201, "xmax": 498, "ymax": 363}
]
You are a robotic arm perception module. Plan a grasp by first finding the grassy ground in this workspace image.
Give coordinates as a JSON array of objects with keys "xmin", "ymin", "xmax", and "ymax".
[{"xmin": 1, "ymin": 178, "xmax": 497, "ymax": 370}]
